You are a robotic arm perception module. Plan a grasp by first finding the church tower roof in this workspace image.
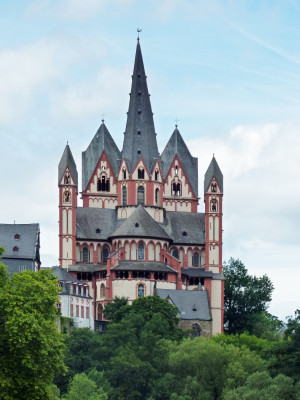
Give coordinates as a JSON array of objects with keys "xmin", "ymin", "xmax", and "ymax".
[
  {"xmin": 161, "ymin": 127, "xmax": 198, "ymax": 196},
  {"xmin": 204, "ymin": 155, "xmax": 223, "ymax": 193},
  {"xmin": 82, "ymin": 121, "xmax": 121, "ymax": 191},
  {"xmin": 121, "ymin": 40, "xmax": 159, "ymax": 174},
  {"xmin": 58, "ymin": 144, "xmax": 78, "ymax": 189}
]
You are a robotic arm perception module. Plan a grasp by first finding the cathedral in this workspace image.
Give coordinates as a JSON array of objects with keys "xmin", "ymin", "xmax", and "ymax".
[{"xmin": 58, "ymin": 38, "xmax": 224, "ymax": 335}]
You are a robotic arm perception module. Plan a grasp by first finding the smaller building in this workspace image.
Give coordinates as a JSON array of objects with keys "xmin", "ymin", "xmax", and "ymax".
[
  {"xmin": 0, "ymin": 223, "xmax": 40, "ymax": 274},
  {"xmin": 156, "ymin": 287, "xmax": 212, "ymax": 337},
  {"xmin": 51, "ymin": 266, "xmax": 94, "ymax": 330}
]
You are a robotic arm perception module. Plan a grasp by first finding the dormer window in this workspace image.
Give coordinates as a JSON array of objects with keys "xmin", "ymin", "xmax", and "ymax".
[
  {"xmin": 138, "ymin": 169, "xmax": 144, "ymax": 179},
  {"xmin": 13, "ymin": 246, "xmax": 18, "ymax": 252},
  {"xmin": 123, "ymin": 169, "xmax": 127, "ymax": 179},
  {"xmin": 14, "ymin": 234, "xmax": 20, "ymax": 240}
]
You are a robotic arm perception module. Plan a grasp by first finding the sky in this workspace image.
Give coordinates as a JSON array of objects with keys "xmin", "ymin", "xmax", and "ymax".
[{"xmin": 0, "ymin": 0, "xmax": 299, "ymax": 321}]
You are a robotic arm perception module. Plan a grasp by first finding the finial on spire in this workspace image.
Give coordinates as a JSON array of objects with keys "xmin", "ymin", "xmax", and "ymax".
[
  {"xmin": 101, "ymin": 113, "xmax": 105, "ymax": 123},
  {"xmin": 67, "ymin": 140, "xmax": 69, "ymax": 145},
  {"xmin": 174, "ymin": 118, "xmax": 179, "ymax": 128},
  {"xmin": 137, "ymin": 28, "xmax": 142, "ymax": 41},
  {"xmin": 213, "ymin": 153, "xmax": 215, "ymax": 157}
]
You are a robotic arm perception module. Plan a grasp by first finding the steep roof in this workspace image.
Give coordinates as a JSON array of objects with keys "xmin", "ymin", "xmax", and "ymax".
[
  {"xmin": 156, "ymin": 288, "xmax": 211, "ymax": 320},
  {"xmin": 111, "ymin": 261, "xmax": 176, "ymax": 273},
  {"xmin": 58, "ymin": 144, "xmax": 78, "ymax": 189},
  {"xmin": 51, "ymin": 266, "xmax": 81, "ymax": 283},
  {"xmin": 111, "ymin": 205, "xmax": 171, "ymax": 241},
  {"xmin": 181, "ymin": 268, "xmax": 213, "ymax": 278},
  {"xmin": 76, "ymin": 208, "xmax": 117, "ymax": 240},
  {"xmin": 161, "ymin": 211, "xmax": 205, "ymax": 245},
  {"xmin": 82, "ymin": 122, "xmax": 121, "ymax": 191},
  {"xmin": 0, "ymin": 223, "xmax": 40, "ymax": 260},
  {"xmin": 121, "ymin": 40, "xmax": 159, "ymax": 174},
  {"xmin": 161, "ymin": 127, "xmax": 198, "ymax": 196},
  {"xmin": 204, "ymin": 155, "xmax": 223, "ymax": 193}
]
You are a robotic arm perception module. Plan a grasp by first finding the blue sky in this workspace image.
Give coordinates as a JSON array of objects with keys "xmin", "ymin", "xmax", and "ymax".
[{"xmin": 0, "ymin": 0, "xmax": 299, "ymax": 320}]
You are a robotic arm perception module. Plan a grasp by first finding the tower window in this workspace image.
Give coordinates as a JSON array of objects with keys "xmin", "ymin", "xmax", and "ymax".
[
  {"xmin": 155, "ymin": 188, "xmax": 160, "ymax": 205},
  {"xmin": 138, "ymin": 242, "xmax": 145, "ymax": 260},
  {"xmin": 123, "ymin": 169, "xmax": 127, "ymax": 179},
  {"xmin": 64, "ymin": 191, "xmax": 71, "ymax": 203},
  {"xmin": 102, "ymin": 246, "xmax": 109, "ymax": 263},
  {"xmin": 192, "ymin": 251, "xmax": 200, "ymax": 267},
  {"xmin": 172, "ymin": 182, "xmax": 181, "ymax": 196},
  {"xmin": 154, "ymin": 170, "xmax": 158, "ymax": 181},
  {"xmin": 122, "ymin": 186, "xmax": 127, "ymax": 206},
  {"xmin": 97, "ymin": 175, "xmax": 110, "ymax": 192},
  {"xmin": 172, "ymin": 248, "xmax": 179, "ymax": 260},
  {"xmin": 138, "ymin": 169, "xmax": 144, "ymax": 179},
  {"xmin": 137, "ymin": 186, "xmax": 144, "ymax": 205},
  {"xmin": 64, "ymin": 173, "xmax": 70, "ymax": 184},
  {"xmin": 82, "ymin": 246, "xmax": 89, "ymax": 263},
  {"xmin": 211, "ymin": 199, "xmax": 218, "ymax": 212},
  {"xmin": 175, "ymin": 165, "xmax": 178, "ymax": 175},
  {"xmin": 211, "ymin": 183, "xmax": 217, "ymax": 192}
]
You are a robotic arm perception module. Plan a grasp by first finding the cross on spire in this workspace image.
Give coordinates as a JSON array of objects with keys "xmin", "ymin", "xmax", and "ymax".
[
  {"xmin": 174, "ymin": 118, "xmax": 179, "ymax": 128},
  {"xmin": 137, "ymin": 28, "xmax": 142, "ymax": 41},
  {"xmin": 101, "ymin": 113, "xmax": 105, "ymax": 123}
]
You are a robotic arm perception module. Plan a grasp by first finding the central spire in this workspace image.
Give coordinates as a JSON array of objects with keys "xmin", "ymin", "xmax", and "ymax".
[{"xmin": 121, "ymin": 40, "xmax": 159, "ymax": 173}]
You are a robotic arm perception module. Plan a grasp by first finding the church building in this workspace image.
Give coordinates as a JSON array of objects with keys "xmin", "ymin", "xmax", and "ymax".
[{"xmin": 58, "ymin": 38, "xmax": 224, "ymax": 335}]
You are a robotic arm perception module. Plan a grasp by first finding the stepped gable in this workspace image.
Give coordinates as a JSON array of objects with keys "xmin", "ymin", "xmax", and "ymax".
[
  {"xmin": 76, "ymin": 208, "xmax": 117, "ymax": 240},
  {"xmin": 58, "ymin": 144, "xmax": 78, "ymax": 189},
  {"xmin": 156, "ymin": 288, "xmax": 211, "ymax": 320},
  {"xmin": 161, "ymin": 211, "xmax": 205, "ymax": 245},
  {"xmin": 121, "ymin": 39, "xmax": 159, "ymax": 174},
  {"xmin": 110, "ymin": 205, "xmax": 171, "ymax": 240},
  {"xmin": 161, "ymin": 127, "xmax": 198, "ymax": 196},
  {"xmin": 82, "ymin": 121, "xmax": 121, "ymax": 191},
  {"xmin": 204, "ymin": 155, "xmax": 223, "ymax": 193}
]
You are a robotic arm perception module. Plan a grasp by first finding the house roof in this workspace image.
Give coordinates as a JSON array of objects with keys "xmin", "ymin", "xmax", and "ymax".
[
  {"xmin": 161, "ymin": 127, "xmax": 198, "ymax": 196},
  {"xmin": 111, "ymin": 261, "xmax": 176, "ymax": 273},
  {"xmin": 161, "ymin": 211, "xmax": 205, "ymax": 244},
  {"xmin": 111, "ymin": 205, "xmax": 171, "ymax": 240},
  {"xmin": 58, "ymin": 144, "xmax": 78, "ymax": 189},
  {"xmin": 82, "ymin": 122, "xmax": 121, "ymax": 191},
  {"xmin": 51, "ymin": 266, "xmax": 82, "ymax": 283},
  {"xmin": 156, "ymin": 288, "xmax": 211, "ymax": 321},
  {"xmin": 68, "ymin": 263, "xmax": 107, "ymax": 272},
  {"xmin": 181, "ymin": 268, "xmax": 213, "ymax": 278},
  {"xmin": 76, "ymin": 208, "xmax": 117, "ymax": 240},
  {"xmin": 121, "ymin": 40, "xmax": 159, "ymax": 174},
  {"xmin": 204, "ymin": 155, "xmax": 223, "ymax": 193},
  {"xmin": 0, "ymin": 223, "xmax": 40, "ymax": 260}
]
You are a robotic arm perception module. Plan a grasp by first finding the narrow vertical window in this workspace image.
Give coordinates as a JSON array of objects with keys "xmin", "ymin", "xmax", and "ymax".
[
  {"xmin": 172, "ymin": 248, "xmax": 179, "ymax": 259},
  {"xmin": 138, "ymin": 284, "xmax": 145, "ymax": 297},
  {"xmin": 155, "ymin": 188, "xmax": 160, "ymax": 205},
  {"xmin": 123, "ymin": 169, "xmax": 127, "ymax": 179},
  {"xmin": 138, "ymin": 242, "xmax": 144, "ymax": 260},
  {"xmin": 192, "ymin": 251, "xmax": 199, "ymax": 267},
  {"xmin": 82, "ymin": 246, "xmax": 89, "ymax": 263},
  {"xmin": 122, "ymin": 186, "xmax": 127, "ymax": 205},
  {"xmin": 102, "ymin": 246, "xmax": 109, "ymax": 263},
  {"xmin": 137, "ymin": 186, "xmax": 144, "ymax": 205}
]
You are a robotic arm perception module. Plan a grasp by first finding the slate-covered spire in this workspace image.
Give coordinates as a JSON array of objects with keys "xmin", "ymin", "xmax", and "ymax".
[
  {"xmin": 161, "ymin": 127, "xmax": 198, "ymax": 196},
  {"xmin": 82, "ymin": 121, "xmax": 121, "ymax": 191},
  {"xmin": 122, "ymin": 39, "xmax": 159, "ymax": 173},
  {"xmin": 204, "ymin": 155, "xmax": 223, "ymax": 193},
  {"xmin": 58, "ymin": 144, "xmax": 78, "ymax": 189}
]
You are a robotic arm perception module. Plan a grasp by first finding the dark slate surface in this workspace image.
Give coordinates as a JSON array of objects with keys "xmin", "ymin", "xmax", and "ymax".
[
  {"xmin": 161, "ymin": 128, "xmax": 198, "ymax": 196},
  {"xmin": 111, "ymin": 261, "xmax": 176, "ymax": 273},
  {"xmin": 204, "ymin": 155, "xmax": 223, "ymax": 193},
  {"xmin": 121, "ymin": 40, "xmax": 159, "ymax": 174},
  {"xmin": 76, "ymin": 208, "xmax": 117, "ymax": 240},
  {"xmin": 161, "ymin": 211, "xmax": 205, "ymax": 244},
  {"xmin": 51, "ymin": 266, "xmax": 82, "ymax": 283},
  {"xmin": 68, "ymin": 263, "xmax": 107, "ymax": 272},
  {"xmin": 111, "ymin": 205, "xmax": 171, "ymax": 240},
  {"xmin": 58, "ymin": 144, "xmax": 78, "ymax": 189},
  {"xmin": 0, "ymin": 223, "xmax": 40, "ymax": 259},
  {"xmin": 181, "ymin": 268, "xmax": 213, "ymax": 278},
  {"xmin": 2, "ymin": 258, "xmax": 35, "ymax": 275},
  {"xmin": 82, "ymin": 122, "xmax": 121, "ymax": 191},
  {"xmin": 156, "ymin": 288, "xmax": 211, "ymax": 320}
]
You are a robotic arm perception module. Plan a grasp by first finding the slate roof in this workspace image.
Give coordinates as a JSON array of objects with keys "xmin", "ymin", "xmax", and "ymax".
[
  {"xmin": 121, "ymin": 40, "xmax": 159, "ymax": 174},
  {"xmin": 82, "ymin": 122, "xmax": 121, "ymax": 191},
  {"xmin": 58, "ymin": 144, "xmax": 78, "ymax": 189},
  {"xmin": 1, "ymin": 259, "xmax": 35, "ymax": 275},
  {"xmin": 111, "ymin": 206, "xmax": 171, "ymax": 240},
  {"xmin": 51, "ymin": 266, "xmax": 82, "ymax": 283},
  {"xmin": 161, "ymin": 128, "xmax": 198, "ymax": 196},
  {"xmin": 156, "ymin": 288, "xmax": 211, "ymax": 320},
  {"xmin": 204, "ymin": 155, "xmax": 223, "ymax": 193},
  {"xmin": 181, "ymin": 268, "xmax": 213, "ymax": 278},
  {"xmin": 68, "ymin": 263, "xmax": 107, "ymax": 272},
  {"xmin": 76, "ymin": 208, "xmax": 117, "ymax": 240},
  {"xmin": 0, "ymin": 223, "xmax": 40, "ymax": 260},
  {"xmin": 161, "ymin": 211, "xmax": 205, "ymax": 244},
  {"xmin": 111, "ymin": 261, "xmax": 176, "ymax": 273}
]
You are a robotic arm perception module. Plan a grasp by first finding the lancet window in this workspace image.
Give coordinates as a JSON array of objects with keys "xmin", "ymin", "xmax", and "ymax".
[
  {"xmin": 192, "ymin": 251, "xmax": 200, "ymax": 267},
  {"xmin": 138, "ymin": 283, "xmax": 145, "ymax": 297},
  {"xmin": 82, "ymin": 246, "xmax": 89, "ymax": 263},
  {"xmin": 137, "ymin": 186, "xmax": 145, "ymax": 205},
  {"xmin": 155, "ymin": 188, "xmax": 160, "ymax": 205},
  {"xmin": 102, "ymin": 246, "xmax": 109, "ymax": 263},
  {"xmin": 97, "ymin": 175, "xmax": 110, "ymax": 192},
  {"xmin": 122, "ymin": 186, "xmax": 127, "ymax": 205},
  {"xmin": 138, "ymin": 242, "xmax": 145, "ymax": 260},
  {"xmin": 138, "ymin": 168, "xmax": 145, "ymax": 179},
  {"xmin": 172, "ymin": 182, "xmax": 181, "ymax": 196},
  {"xmin": 211, "ymin": 199, "xmax": 218, "ymax": 212}
]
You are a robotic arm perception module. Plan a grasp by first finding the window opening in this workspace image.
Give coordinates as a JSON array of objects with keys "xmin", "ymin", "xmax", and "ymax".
[
  {"xmin": 82, "ymin": 246, "xmax": 89, "ymax": 263},
  {"xmin": 122, "ymin": 186, "xmax": 127, "ymax": 205},
  {"xmin": 172, "ymin": 182, "xmax": 181, "ymax": 196},
  {"xmin": 192, "ymin": 251, "xmax": 200, "ymax": 267},
  {"xmin": 102, "ymin": 246, "xmax": 109, "ymax": 263},
  {"xmin": 138, "ymin": 284, "xmax": 145, "ymax": 297},
  {"xmin": 211, "ymin": 199, "xmax": 217, "ymax": 212},
  {"xmin": 211, "ymin": 183, "xmax": 217, "ymax": 192},
  {"xmin": 64, "ymin": 191, "xmax": 71, "ymax": 202},
  {"xmin": 123, "ymin": 169, "xmax": 126, "ymax": 179},
  {"xmin": 138, "ymin": 169, "xmax": 145, "ymax": 179},
  {"xmin": 138, "ymin": 242, "xmax": 144, "ymax": 260},
  {"xmin": 155, "ymin": 188, "xmax": 160, "ymax": 205},
  {"xmin": 97, "ymin": 175, "xmax": 110, "ymax": 192},
  {"xmin": 172, "ymin": 248, "xmax": 179, "ymax": 259},
  {"xmin": 137, "ymin": 186, "xmax": 144, "ymax": 205},
  {"xmin": 154, "ymin": 170, "xmax": 158, "ymax": 180}
]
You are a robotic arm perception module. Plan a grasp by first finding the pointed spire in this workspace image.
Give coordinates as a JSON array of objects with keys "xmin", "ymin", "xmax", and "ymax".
[
  {"xmin": 82, "ymin": 121, "xmax": 121, "ymax": 191},
  {"xmin": 161, "ymin": 127, "xmax": 198, "ymax": 196},
  {"xmin": 204, "ymin": 155, "xmax": 223, "ymax": 193},
  {"xmin": 58, "ymin": 144, "xmax": 78, "ymax": 189},
  {"xmin": 122, "ymin": 40, "xmax": 159, "ymax": 173}
]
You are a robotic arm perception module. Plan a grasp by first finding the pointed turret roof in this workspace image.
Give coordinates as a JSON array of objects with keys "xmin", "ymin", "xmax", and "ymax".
[
  {"xmin": 121, "ymin": 40, "xmax": 159, "ymax": 174},
  {"xmin": 82, "ymin": 121, "xmax": 121, "ymax": 191},
  {"xmin": 161, "ymin": 127, "xmax": 198, "ymax": 196},
  {"xmin": 110, "ymin": 205, "xmax": 171, "ymax": 240},
  {"xmin": 58, "ymin": 144, "xmax": 78, "ymax": 189},
  {"xmin": 204, "ymin": 155, "xmax": 223, "ymax": 193}
]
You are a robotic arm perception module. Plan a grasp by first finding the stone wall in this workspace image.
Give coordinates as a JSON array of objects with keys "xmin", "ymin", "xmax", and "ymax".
[{"xmin": 179, "ymin": 319, "xmax": 212, "ymax": 338}]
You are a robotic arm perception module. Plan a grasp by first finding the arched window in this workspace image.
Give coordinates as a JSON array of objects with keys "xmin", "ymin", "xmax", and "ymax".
[
  {"xmin": 172, "ymin": 182, "xmax": 181, "ymax": 196},
  {"xmin": 100, "ymin": 284, "xmax": 105, "ymax": 297},
  {"xmin": 138, "ymin": 168, "xmax": 144, "ymax": 179},
  {"xmin": 155, "ymin": 188, "xmax": 160, "ymax": 205},
  {"xmin": 64, "ymin": 191, "xmax": 71, "ymax": 202},
  {"xmin": 211, "ymin": 199, "xmax": 217, "ymax": 212},
  {"xmin": 154, "ymin": 170, "xmax": 158, "ymax": 181},
  {"xmin": 192, "ymin": 251, "xmax": 200, "ymax": 267},
  {"xmin": 192, "ymin": 323, "xmax": 201, "ymax": 337},
  {"xmin": 123, "ymin": 169, "xmax": 127, "ymax": 179},
  {"xmin": 102, "ymin": 246, "xmax": 109, "ymax": 263},
  {"xmin": 64, "ymin": 173, "xmax": 70, "ymax": 184},
  {"xmin": 137, "ymin": 186, "xmax": 144, "ymax": 205},
  {"xmin": 82, "ymin": 246, "xmax": 89, "ymax": 263},
  {"xmin": 138, "ymin": 242, "xmax": 144, "ymax": 260},
  {"xmin": 122, "ymin": 186, "xmax": 127, "ymax": 205},
  {"xmin": 211, "ymin": 183, "xmax": 217, "ymax": 192},
  {"xmin": 97, "ymin": 175, "xmax": 110, "ymax": 192},
  {"xmin": 138, "ymin": 284, "xmax": 145, "ymax": 297},
  {"xmin": 172, "ymin": 248, "xmax": 179, "ymax": 260}
]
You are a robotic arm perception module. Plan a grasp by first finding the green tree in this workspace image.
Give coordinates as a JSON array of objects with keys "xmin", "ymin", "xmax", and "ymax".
[
  {"xmin": 224, "ymin": 258, "xmax": 274, "ymax": 335},
  {"xmin": 103, "ymin": 296, "xmax": 128, "ymax": 321},
  {"xmin": 0, "ymin": 263, "xmax": 66, "ymax": 400},
  {"xmin": 63, "ymin": 371, "xmax": 109, "ymax": 400}
]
